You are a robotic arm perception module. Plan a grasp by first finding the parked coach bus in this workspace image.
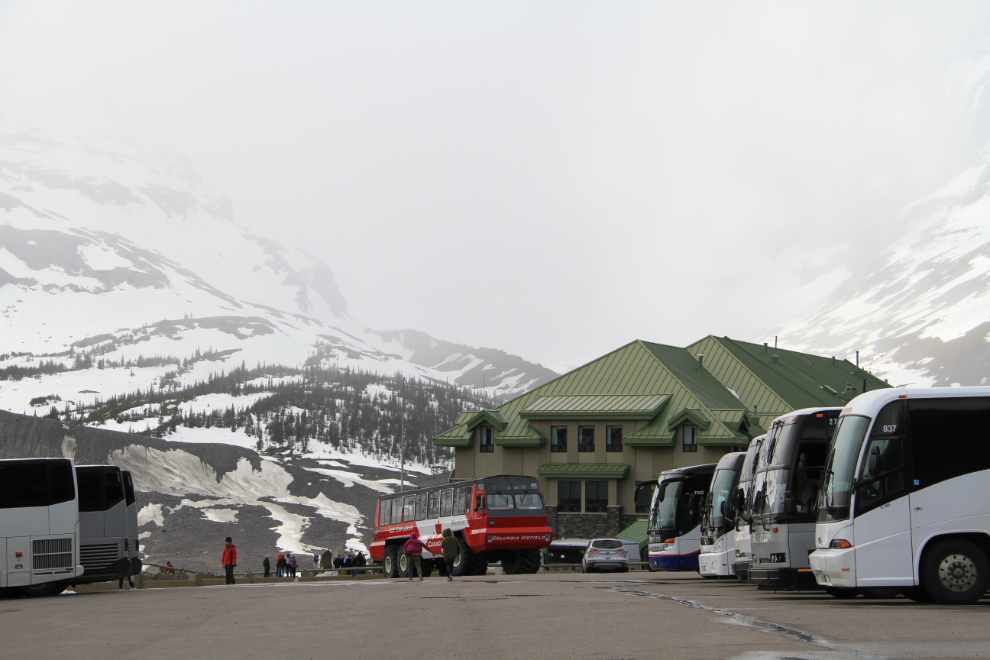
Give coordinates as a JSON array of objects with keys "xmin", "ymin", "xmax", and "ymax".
[
  {"xmin": 643, "ymin": 463, "xmax": 716, "ymax": 571},
  {"xmin": 811, "ymin": 387, "xmax": 990, "ymax": 604},
  {"xmin": 698, "ymin": 451, "xmax": 746, "ymax": 577},
  {"xmin": 749, "ymin": 407, "xmax": 840, "ymax": 589},
  {"xmin": 0, "ymin": 458, "xmax": 83, "ymax": 598},
  {"xmin": 371, "ymin": 475, "xmax": 552, "ymax": 578},
  {"xmin": 730, "ymin": 434, "xmax": 766, "ymax": 580},
  {"xmin": 75, "ymin": 465, "xmax": 129, "ymax": 585}
]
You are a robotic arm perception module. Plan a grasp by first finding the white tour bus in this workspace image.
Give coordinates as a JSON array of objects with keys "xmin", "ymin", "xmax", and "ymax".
[
  {"xmin": 0, "ymin": 458, "xmax": 83, "ymax": 597},
  {"xmin": 75, "ymin": 465, "xmax": 129, "ymax": 584},
  {"xmin": 811, "ymin": 387, "xmax": 990, "ymax": 604},
  {"xmin": 729, "ymin": 435, "xmax": 765, "ymax": 580},
  {"xmin": 121, "ymin": 471, "xmax": 142, "ymax": 576},
  {"xmin": 645, "ymin": 463, "xmax": 716, "ymax": 571},
  {"xmin": 749, "ymin": 407, "xmax": 841, "ymax": 589},
  {"xmin": 698, "ymin": 451, "xmax": 746, "ymax": 577}
]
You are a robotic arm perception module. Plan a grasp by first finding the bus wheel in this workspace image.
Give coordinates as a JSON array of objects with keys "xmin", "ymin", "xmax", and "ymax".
[
  {"xmin": 922, "ymin": 539, "xmax": 990, "ymax": 604},
  {"xmin": 0, "ymin": 588, "xmax": 21, "ymax": 599},
  {"xmin": 19, "ymin": 583, "xmax": 56, "ymax": 598},
  {"xmin": 824, "ymin": 587, "xmax": 858, "ymax": 599},
  {"xmin": 383, "ymin": 546, "xmax": 400, "ymax": 579},
  {"xmin": 453, "ymin": 536, "xmax": 485, "ymax": 576},
  {"xmin": 397, "ymin": 552, "xmax": 410, "ymax": 578},
  {"xmin": 502, "ymin": 551, "xmax": 523, "ymax": 574},
  {"xmin": 518, "ymin": 549, "xmax": 542, "ymax": 574},
  {"xmin": 421, "ymin": 560, "xmax": 433, "ymax": 578}
]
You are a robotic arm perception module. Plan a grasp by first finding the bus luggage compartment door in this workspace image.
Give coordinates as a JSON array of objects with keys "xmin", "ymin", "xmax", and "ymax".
[
  {"xmin": 854, "ymin": 496, "xmax": 914, "ymax": 587},
  {"xmin": 5, "ymin": 537, "xmax": 30, "ymax": 587}
]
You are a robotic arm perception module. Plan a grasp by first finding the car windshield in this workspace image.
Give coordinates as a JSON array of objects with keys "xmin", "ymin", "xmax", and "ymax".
[
  {"xmin": 514, "ymin": 493, "xmax": 544, "ymax": 510},
  {"xmin": 702, "ymin": 467, "xmax": 738, "ymax": 531},
  {"xmin": 649, "ymin": 479, "xmax": 681, "ymax": 531},
  {"xmin": 591, "ymin": 540, "xmax": 623, "ymax": 549},
  {"xmin": 818, "ymin": 415, "xmax": 871, "ymax": 521}
]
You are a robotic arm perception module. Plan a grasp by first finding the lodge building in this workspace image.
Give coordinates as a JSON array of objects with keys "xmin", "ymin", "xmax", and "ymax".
[{"xmin": 432, "ymin": 336, "xmax": 889, "ymax": 540}]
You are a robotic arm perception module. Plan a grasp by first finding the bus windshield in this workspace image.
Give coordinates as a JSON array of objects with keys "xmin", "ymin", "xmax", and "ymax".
[
  {"xmin": 752, "ymin": 468, "xmax": 789, "ymax": 516},
  {"xmin": 818, "ymin": 414, "xmax": 871, "ymax": 522},
  {"xmin": 649, "ymin": 479, "xmax": 681, "ymax": 532},
  {"xmin": 702, "ymin": 468, "xmax": 738, "ymax": 532}
]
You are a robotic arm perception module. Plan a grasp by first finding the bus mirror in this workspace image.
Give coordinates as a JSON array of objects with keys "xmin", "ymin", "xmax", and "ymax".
[
  {"xmin": 868, "ymin": 445, "xmax": 881, "ymax": 475},
  {"xmin": 720, "ymin": 500, "xmax": 728, "ymax": 517},
  {"xmin": 784, "ymin": 491, "xmax": 796, "ymax": 516}
]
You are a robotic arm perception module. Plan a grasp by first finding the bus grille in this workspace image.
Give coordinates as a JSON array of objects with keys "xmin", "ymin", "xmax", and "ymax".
[
  {"xmin": 33, "ymin": 538, "xmax": 74, "ymax": 571},
  {"xmin": 80, "ymin": 543, "xmax": 120, "ymax": 571}
]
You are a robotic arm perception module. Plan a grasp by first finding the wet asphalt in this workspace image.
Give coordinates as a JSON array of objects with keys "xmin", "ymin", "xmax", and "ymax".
[{"xmin": 2, "ymin": 572, "xmax": 989, "ymax": 659}]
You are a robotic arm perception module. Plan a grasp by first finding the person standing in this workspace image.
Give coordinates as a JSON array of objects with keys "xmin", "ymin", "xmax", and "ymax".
[
  {"xmin": 276, "ymin": 553, "xmax": 286, "ymax": 578},
  {"xmin": 289, "ymin": 554, "xmax": 297, "ymax": 578},
  {"xmin": 222, "ymin": 537, "xmax": 237, "ymax": 585},
  {"xmin": 441, "ymin": 528, "xmax": 459, "ymax": 581},
  {"xmin": 355, "ymin": 551, "xmax": 367, "ymax": 575},
  {"xmin": 403, "ymin": 532, "xmax": 427, "ymax": 582},
  {"xmin": 263, "ymin": 555, "xmax": 271, "ymax": 578}
]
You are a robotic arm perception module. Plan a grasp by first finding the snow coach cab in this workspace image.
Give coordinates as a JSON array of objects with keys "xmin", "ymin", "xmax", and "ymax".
[
  {"xmin": 0, "ymin": 458, "xmax": 82, "ymax": 598},
  {"xmin": 74, "ymin": 465, "xmax": 129, "ymax": 585},
  {"xmin": 371, "ymin": 475, "xmax": 552, "ymax": 578},
  {"xmin": 643, "ymin": 463, "xmax": 717, "ymax": 571}
]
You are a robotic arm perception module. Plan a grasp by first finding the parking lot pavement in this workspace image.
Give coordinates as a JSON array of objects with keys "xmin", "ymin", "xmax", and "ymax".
[{"xmin": 2, "ymin": 573, "xmax": 990, "ymax": 660}]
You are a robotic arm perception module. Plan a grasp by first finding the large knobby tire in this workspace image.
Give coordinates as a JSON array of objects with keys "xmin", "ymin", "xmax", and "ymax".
[
  {"xmin": 420, "ymin": 560, "xmax": 433, "ymax": 578},
  {"xmin": 383, "ymin": 546, "xmax": 400, "ymax": 579},
  {"xmin": 922, "ymin": 539, "xmax": 990, "ymax": 604},
  {"xmin": 517, "ymin": 549, "xmax": 542, "ymax": 574},
  {"xmin": 452, "ymin": 536, "xmax": 484, "ymax": 577},
  {"xmin": 824, "ymin": 587, "xmax": 858, "ymax": 599},
  {"xmin": 502, "ymin": 551, "xmax": 523, "ymax": 575},
  {"xmin": 398, "ymin": 552, "xmax": 410, "ymax": 578}
]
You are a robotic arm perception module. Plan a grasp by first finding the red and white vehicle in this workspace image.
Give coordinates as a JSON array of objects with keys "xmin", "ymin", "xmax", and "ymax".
[{"xmin": 370, "ymin": 475, "xmax": 552, "ymax": 578}]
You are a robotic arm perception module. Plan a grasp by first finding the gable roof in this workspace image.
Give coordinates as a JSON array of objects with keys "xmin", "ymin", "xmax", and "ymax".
[
  {"xmin": 520, "ymin": 394, "xmax": 671, "ymax": 420},
  {"xmin": 689, "ymin": 336, "xmax": 890, "ymax": 412}
]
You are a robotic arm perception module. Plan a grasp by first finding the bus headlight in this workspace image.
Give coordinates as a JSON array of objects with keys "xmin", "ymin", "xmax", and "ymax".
[{"xmin": 829, "ymin": 539, "xmax": 852, "ymax": 549}]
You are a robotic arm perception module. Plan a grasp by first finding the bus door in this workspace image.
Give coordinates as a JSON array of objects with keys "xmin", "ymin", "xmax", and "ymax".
[{"xmin": 853, "ymin": 401, "xmax": 914, "ymax": 586}]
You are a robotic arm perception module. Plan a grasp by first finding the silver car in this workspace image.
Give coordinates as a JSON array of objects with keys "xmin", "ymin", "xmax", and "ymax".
[{"xmin": 582, "ymin": 538, "xmax": 629, "ymax": 573}]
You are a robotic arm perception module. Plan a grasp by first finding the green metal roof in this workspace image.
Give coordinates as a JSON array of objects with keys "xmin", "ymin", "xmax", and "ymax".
[
  {"xmin": 616, "ymin": 518, "xmax": 650, "ymax": 551},
  {"xmin": 537, "ymin": 463, "xmax": 630, "ymax": 479},
  {"xmin": 687, "ymin": 336, "xmax": 891, "ymax": 414},
  {"xmin": 640, "ymin": 342, "xmax": 747, "ymax": 411},
  {"xmin": 520, "ymin": 394, "xmax": 671, "ymax": 420}
]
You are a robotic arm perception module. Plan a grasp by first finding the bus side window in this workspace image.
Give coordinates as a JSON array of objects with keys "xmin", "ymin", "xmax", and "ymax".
[
  {"xmin": 909, "ymin": 397, "xmax": 990, "ymax": 488},
  {"xmin": 403, "ymin": 495, "xmax": 415, "ymax": 522},
  {"xmin": 392, "ymin": 498, "xmax": 403, "ymax": 525},
  {"xmin": 428, "ymin": 491, "xmax": 440, "ymax": 519},
  {"xmin": 475, "ymin": 494, "xmax": 484, "ymax": 512},
  {"xmin": 415, "ymin": 492, "xmax": 427, "ymax": 521},
  {"xmin": 379, "ymin": 499, "xmax": 390, "ymax": 526},
  {"xmin": 464, "ymin": 487, "xmax": 472, "ymax": 513},
  {"xmin": 453, "ymin": 488, "xmax": 464, "ymax": 515},
  {"xmin": 440, "ymin": 489, "xmax": 453, "ymax": 517}
]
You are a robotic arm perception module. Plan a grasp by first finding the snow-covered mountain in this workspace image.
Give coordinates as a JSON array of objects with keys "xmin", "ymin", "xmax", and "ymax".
[
  {"xmin": 774, "ymin": 148, "xmax": 990, "ymax": 387},
  {"xmin": 0, "ymin": 119, "xmax": 557, "ymax": 412},
  {"xmin": 0, "ymin": 119, "xmax": 557, "ymax": 570}
]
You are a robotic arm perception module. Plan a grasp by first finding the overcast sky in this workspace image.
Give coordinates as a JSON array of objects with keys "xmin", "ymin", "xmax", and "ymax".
[{"xmin": 3, "ymin": 1, "xmax": 990, "ymax": 372}]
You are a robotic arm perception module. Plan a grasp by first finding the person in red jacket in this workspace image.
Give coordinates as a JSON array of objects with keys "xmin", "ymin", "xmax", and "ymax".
[
  {"xmin": 222, "ymin": 537, "xmax": 237, "ymax": 585},
  {"xmin": 403, "ymin": 532, "xmax": 428, "ymax": 582}
]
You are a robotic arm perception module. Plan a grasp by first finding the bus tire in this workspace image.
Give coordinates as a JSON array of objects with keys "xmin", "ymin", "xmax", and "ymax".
[
  {"xmin": 452, "ymin": 536, "xmax": 477, "ymax": 577},
  {"xmin": 824, "ymin": 587, "xmax": 858, "ymax": 599},
  {"xmin": 517, "ymin": 549, "xmax": 542, "ymax": 574},
  {"xmin": 921, "ymin": 539, "xmax": 990, "ymax": 604},
  {"xmin": 397, "ymin": 552, "xmax": 410, "ymax": 578},
  {"xmin": 383, "ymin": 545, "xmax": 401, "ymax": 579},
  {"xmin": 0, "ymin": 588, "xmax": 21, "ymax": 599},
  {"xmin": 19, "ymin": 583, "xmax": 57, "ymax": 598},
  {"xmin": 420, "ymin": 560, "xmax": 433, "ymax": 578}
]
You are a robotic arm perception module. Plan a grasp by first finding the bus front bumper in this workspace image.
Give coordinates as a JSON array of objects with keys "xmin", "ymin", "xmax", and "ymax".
[
  {"xmin": 649, "ymin": 551, "xmax": 700, "ymax": 571},
  {"xmin": 699, "ymin": 550, "xmax": 733, "ymax": 577},
  {"xmin": 809, "ymin": 548, "xmax": 856, "ymax": 588}
]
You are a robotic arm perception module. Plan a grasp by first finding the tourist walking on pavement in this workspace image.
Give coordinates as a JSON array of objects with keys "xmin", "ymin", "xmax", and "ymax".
[
  {"xmin": 222, "ymin": 537, "xmax": 237, "ymax": 585},
  {"xmin": 441, "ymin": 528, "xmax": 459, "ymax": 581},
  {"xmin": 263, "ymin": 555, "xmax": 271, "ymax": 578},
  {"xmin": 404, "ymin": 532, "xmax": 427, "ymax": 582}
]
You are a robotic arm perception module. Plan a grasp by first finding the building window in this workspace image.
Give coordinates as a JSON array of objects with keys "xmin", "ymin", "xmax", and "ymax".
[
  {"xmin": 634, "ymin": 481, "xmax": 654, "ymax": 514},
  {"xmin": 551, "ymin": 426, "xmax": 567, "ymax": 452},
  {"xmin": 683, "ymin": 425, "xmax": 698, "ymax": 452},
  {"xmin": 558, "ymin": 481, "xmax": 581, "ymax": 512},
  {"xmin": 606, "ymin": 425, "xmax": 622, "ymax": 452},
  {"xmin": 585, "ymin": 481, "xmax": 608, "ymax": 512},
  {"xmin": 578, "ymin": 426, "xmax": 595, "ymax": 452},
  {"xmin": 479, "ymin": 426, "xmax": 494, "ymax": 452}
]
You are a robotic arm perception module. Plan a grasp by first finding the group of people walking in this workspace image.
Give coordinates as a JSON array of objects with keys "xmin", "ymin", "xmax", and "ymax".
[
  {"xmin": 262, "ymin": 552, "xmax": 299, "ymax": 578},
  {"xmin": 403, "ymin": 528, "xmax": 460, "ymax": 582}
]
